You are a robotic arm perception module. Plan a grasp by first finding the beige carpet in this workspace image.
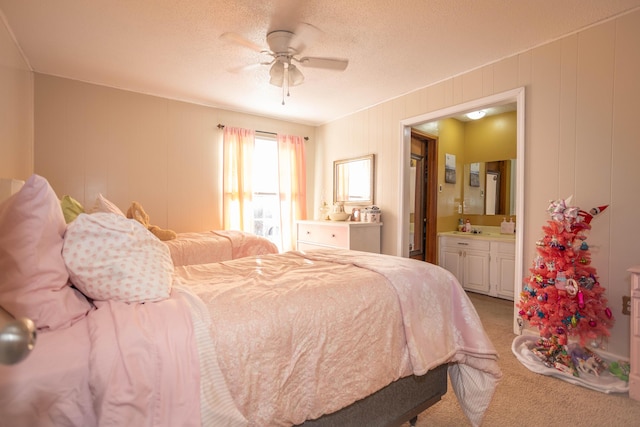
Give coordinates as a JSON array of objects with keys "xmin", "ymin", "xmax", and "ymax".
[{"xmin": 402, "ymin": 292, "xmax": 640, "ymax": 427}]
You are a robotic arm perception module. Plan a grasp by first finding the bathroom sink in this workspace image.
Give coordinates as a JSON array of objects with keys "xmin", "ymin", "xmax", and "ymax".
[{"xmin": 446, "ymin": 231, "xmax": 515, "ymax": 239}]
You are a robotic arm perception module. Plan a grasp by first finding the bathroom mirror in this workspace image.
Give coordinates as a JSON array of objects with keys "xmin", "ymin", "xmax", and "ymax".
[
  {"xmin": 464, "ymin": 159, "xmax": 516, "ymax": 216},
  {"xmin": 334, "ymin": 154, "xmax": 375, "ymax": 205}
]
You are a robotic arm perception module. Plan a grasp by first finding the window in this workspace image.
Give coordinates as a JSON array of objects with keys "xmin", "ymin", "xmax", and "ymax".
[{"xmin": 252, "ymin": 136, "xmax": 281, "ymax": 250}]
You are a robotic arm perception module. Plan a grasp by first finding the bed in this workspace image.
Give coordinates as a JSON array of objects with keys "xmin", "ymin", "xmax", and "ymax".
[
  {"xmin": 0, "ymin": 175, "xmax": 502, "ymax": 427},
  {"xmin": 70, "ymin": 190, "xmax": 280, "ymax": 266},
  {"xmin": 165, "ymin": 230, "xmax": 279, "ymax": 266}
]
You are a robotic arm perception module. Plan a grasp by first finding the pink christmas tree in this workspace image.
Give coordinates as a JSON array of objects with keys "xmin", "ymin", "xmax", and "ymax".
[{"xmin": 518, "ymin": 198, "xmax": 614, "ymax": 347}]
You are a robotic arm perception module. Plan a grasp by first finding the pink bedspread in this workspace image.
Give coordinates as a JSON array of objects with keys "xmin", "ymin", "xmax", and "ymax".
[
  {"xmin": 164, "ymin": 230, "xmax": 278, "ymax": 266},
  {"xmin": 0, "ymin": 289, "xmax": 202, "ymax": 427},
  {"xmin": 88, "ymin": 289, "xmax": 201, "ymax": 427},
  {"xmin": 176, "ymin": 249, "xmax": 501, "ymax": 427}
]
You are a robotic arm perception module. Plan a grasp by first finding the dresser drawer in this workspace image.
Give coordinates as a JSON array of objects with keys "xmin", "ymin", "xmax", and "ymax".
[{"xmin": 298, "ymin": 223, "xmax": 348, "ymax": 248}]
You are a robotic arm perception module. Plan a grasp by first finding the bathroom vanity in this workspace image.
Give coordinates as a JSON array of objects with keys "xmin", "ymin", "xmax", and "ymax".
[{"xmin": 438, "ymin": 230, "xmax": 515, "ymax": 300}]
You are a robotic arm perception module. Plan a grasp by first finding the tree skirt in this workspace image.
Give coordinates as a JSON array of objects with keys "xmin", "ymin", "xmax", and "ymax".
[{"xmin": 511, "ymin": 335, "xmax": 628, "ymax": 393}]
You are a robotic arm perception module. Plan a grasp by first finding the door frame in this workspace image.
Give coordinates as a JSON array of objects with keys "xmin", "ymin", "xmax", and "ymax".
[
  {"xmin": 410, "ymin": 130, "xmax": 438, "ymax": 263},
  {"xmin": 397, "ymin": 87, "xmax": 526, "ymax": 335}
]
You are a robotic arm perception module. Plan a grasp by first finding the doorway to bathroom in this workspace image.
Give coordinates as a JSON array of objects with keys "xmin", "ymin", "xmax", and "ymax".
[{"xmin": 409, "ymin": 130, "xmax": 437, "ymax": 263}]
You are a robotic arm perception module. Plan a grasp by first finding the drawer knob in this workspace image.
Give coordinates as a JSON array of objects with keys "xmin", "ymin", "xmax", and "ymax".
[
  {"xmin": 331, "ymin": 234, "xmax": 336, "ymax": 238},
  {"xmin": 306, "ymin": 231, "xmax": 310, "ymax": 235}
]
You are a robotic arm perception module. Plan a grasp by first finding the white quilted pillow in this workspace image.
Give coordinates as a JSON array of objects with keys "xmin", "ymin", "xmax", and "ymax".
[{"xmin": 63, "ymin": 213, "xmax": 173, "ymax": 303}]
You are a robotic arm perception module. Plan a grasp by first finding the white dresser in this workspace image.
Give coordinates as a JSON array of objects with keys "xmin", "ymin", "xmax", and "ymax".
[
  {"xmin": 629, "ymin": 266, "xmax": 640, "ymax": 401},
  {"xmin": 296, "ymin": 220, "xmax": 382, "ymax": 253}
]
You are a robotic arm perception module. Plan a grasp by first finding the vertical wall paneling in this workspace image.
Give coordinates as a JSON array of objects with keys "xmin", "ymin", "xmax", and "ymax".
[
  {"xmin": 517, "ymin": 50, "xmax": 532, "ymax": 87},
  {"xmin": 461, "ymin": 68, "xmax": 483, "ymax": 103},
  {"xmin": 442, "ymin": 78, "xmax": 455, "ymax": 108},
  {"xmin": 0, "ymin": 18, "xmax": 33, "ymax": 179},
  {"xmin": 405, "ymin": 90, "xmax": 423, "ymax": 119},
  {"xmin": 575, "ymin": 22, "xmax": 616, "ymax": 203},
  {"xmin": 558, "ymin": 35, "xmax": 579, "ymax": 199},
  {"xmin": 574, "ymin": 21, "xmax": 616, "ymax": 318},
  {"xmin": 493, "ymin": 55, "xmax": 519, "ymax": 94},
  {"xmin": 452, "ymin": 75, "xmax": 464, "ymax": 105},
  {"xmin": 609, "ymin": 12, "xmax": 640, "ymax": 357},
  {"xmin": 426, "ymin": 81, "xmax": 447, "ymax": 113},
  {"xmin": 531, "ymin": 41, "xmax": 563, "ymax": 197},
  {"xmin": 482, "ymin": 65, "xmax": 494, "ymax": 97}
]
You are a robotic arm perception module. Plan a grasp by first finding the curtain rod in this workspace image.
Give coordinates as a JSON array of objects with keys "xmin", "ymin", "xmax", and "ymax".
[{"xmin": 217, "ymin": 124, "xmax": 309, "ymax": 141}]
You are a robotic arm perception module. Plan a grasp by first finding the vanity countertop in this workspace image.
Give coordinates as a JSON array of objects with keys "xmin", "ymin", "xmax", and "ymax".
[{"xmin": 438, "ymin": 230, "xmax": 515, "ymax": 241}]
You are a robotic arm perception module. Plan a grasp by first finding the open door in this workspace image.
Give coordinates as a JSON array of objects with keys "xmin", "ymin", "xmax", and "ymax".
[{"xmin": 409, "ymin": 130, "xmax": 437, "ymax": 263}]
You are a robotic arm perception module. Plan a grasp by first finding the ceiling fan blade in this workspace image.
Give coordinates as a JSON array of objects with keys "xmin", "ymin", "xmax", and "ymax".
[
  {"xmin": 289, "ymin": 23, "xmax": 320, "ymax": 54},
  {"xmin": 228, "ymin": 60, "xmax": 273, "ymax": 74},
  {"xmin": 298, "ymin": 57, "xmax": 349, "ymax": 71},
  {"xmin": 220, "ymin": 32, "xmax": 267, "ymax": 53}
]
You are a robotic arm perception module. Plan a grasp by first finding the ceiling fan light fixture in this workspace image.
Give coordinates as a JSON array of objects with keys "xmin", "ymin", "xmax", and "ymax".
[
  {"xmin": 269, "ymin": 62, "xmax": 304, "ymax": 87},
  {"xmin": 269, "ymin": 62, "xmax": 285, "ymax": 86},
  {"xmin": 288, "ymin": 64, "xmax": 304, "ymax": 86}
]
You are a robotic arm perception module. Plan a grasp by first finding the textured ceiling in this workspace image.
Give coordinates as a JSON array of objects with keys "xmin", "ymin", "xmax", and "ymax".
[{"xmin": 2, "ymin": 0, "xmax": 639, "ymax": 126}]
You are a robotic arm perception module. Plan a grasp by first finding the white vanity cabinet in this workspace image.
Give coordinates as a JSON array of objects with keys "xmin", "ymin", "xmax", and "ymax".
[
  {"xmin": 296, "ymin": 220, "xmax": 382, "ymax": 253},
  {"xmin": 491, "ymin": 241, "xmax": 516, "ymax": 300},
  {"xmin": 629, "ymin": 266, "xmax": 640, "ymax": 401},
  {"xmin": 439, "ymin": 236, "xmax": 491, "ymax": 294},
  {"xmin": 439, "ymin": 234, "xmax": 515, "ymax": 299}
]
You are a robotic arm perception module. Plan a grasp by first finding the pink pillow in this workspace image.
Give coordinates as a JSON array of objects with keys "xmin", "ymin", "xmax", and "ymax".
[
  {"xmin": 90, "ymin": 193, "xmax": 125, "ymax": 216},
  {"xmin": 0, "ymin": 175, "xmax": 91, "ymax": 330},
  {"xmin": 63, "ymin": 213, "xmax": 173, "ymax": 303}
]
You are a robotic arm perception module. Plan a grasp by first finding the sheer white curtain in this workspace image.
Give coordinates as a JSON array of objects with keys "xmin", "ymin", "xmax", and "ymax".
[
  {"xmin": 223, "ymin": 127, "xmax": 255, "ymax": 231},
  {"xmin": 277, "ymin": 134, "xmax": 307, "ymax": 251}
]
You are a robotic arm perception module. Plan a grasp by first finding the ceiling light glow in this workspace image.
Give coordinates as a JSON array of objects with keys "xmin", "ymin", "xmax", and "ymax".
[{"xmin": 467, "ymin": 110, "xmax": 486, "ymax": 120}]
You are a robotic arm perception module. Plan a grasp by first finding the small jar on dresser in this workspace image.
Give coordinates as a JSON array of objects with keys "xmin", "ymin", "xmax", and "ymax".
[{"xmin": 296, "ymin": 220, "xmax": 382, "ymax": 253}]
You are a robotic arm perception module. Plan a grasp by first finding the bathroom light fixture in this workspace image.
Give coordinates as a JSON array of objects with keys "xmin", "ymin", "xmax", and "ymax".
[{"xmin": 466, "ymin": 110, "xmax": 486, "ymax": 120}]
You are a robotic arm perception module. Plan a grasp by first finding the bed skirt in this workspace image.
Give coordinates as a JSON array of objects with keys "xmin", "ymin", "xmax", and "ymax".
[{"xmin": 298, "ymin": 364, "xmax": 448, "ymax": 427}]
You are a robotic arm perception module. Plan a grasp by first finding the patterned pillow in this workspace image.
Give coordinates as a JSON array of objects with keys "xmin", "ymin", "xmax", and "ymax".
[
  {"xmin": 63, "ymin": 213, "xmax": 174, "ymax": 303},
  {"xmin": 0, "ymin": 175, "xmax": 91, "ymax": 330},
  {"xmin": 90, "ymin": 193, "xmax": 125, "ymax": 216}
]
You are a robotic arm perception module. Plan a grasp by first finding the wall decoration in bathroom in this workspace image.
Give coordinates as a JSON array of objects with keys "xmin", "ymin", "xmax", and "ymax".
[
  {"xmin": 445, "ymin": 153, "xmax": 456, "ymax": 184},
  {"xmin": 469, "ymin": 162, "xmax": 480, "ymax": 187}
]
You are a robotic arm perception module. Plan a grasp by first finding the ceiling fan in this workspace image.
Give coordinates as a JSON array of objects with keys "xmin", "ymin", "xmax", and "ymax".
[{"xmin": 221, "ymin": 24, "xmax": 349, "ymax": 104}]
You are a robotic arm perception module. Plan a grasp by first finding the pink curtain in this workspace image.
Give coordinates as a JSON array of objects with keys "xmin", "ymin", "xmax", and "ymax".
[
  {"xmin": 277, "ymin": 134, "xmax": 307, "ymax": 251},
  {"xmin": 223, "ymin": 127, "xmax": 255, "ymax": 231}
]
